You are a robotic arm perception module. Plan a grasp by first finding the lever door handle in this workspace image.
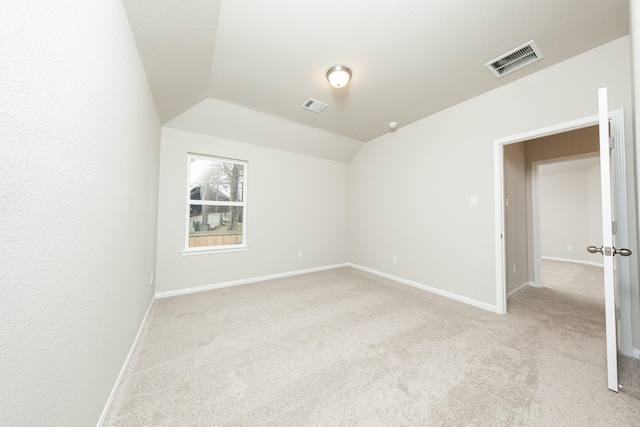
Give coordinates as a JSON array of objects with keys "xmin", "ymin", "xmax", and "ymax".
[{"xmin": 587, "ymin": 246, "xmax": 603, "ymax": 254}]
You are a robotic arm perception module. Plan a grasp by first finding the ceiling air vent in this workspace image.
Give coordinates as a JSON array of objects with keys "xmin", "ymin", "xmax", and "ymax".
[
  {"xmin": 301, "ymin": 98, "xmax": 328, "ymax": 113},
  {"xmin": 485, "ymin": 40, "xmax": 543, "ymax": 78}
]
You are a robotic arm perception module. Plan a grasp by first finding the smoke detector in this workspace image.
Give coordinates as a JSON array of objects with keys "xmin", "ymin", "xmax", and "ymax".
[
  {"xmin": 485, "ymin": 40, "xmax": 544, "ymax": 78},
  {"xmin": 301, "ymin": 98, "xmax": 328, "ymax": 113}
]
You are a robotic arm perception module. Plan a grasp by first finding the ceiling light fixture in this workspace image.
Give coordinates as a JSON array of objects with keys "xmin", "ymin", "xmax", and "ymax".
[{"xmin": 326, "ymin": 65, "xmax": 352, "ymax": 88}]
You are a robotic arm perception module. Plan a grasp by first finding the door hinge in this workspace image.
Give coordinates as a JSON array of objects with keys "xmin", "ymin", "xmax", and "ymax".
[
  {"xmin": 612, "ymin": 220, "xmax": 618, "ymax": 234},
  {"xmin": 609, "ymin": 137, "xmax": 614, "ymax": 149}
]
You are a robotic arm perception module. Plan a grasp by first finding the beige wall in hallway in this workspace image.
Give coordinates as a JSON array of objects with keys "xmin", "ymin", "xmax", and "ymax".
[
  {"xmin": 503, "ymin": 143, "xmax": 529, "ymax": 295},
  {"xmin": 524, "ymin": 127, "xmax": 600, "ymax": 283},
  {"xmin": 503, "ymin": 128, "xmax": 603, "ymax": 297},
  {"xmin": 538, "ymin": 162, "xmax": 601, "ymax": 263},
  {"xmin": 525, "ymin": 126, "xmax": 602, "ymax": 282}
]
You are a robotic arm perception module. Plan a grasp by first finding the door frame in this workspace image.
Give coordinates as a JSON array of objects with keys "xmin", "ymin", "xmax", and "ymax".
[{"xmin": 493, "ymin": 110, "xmax": 631, "ymax": 355}]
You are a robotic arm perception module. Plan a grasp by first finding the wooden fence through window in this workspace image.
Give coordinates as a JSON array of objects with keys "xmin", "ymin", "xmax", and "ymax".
[{"xmin": 189, "ymin": 232, "xmax": 242, "ymax": 247}]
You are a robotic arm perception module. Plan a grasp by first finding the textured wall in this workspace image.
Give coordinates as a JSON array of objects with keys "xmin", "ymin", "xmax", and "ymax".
[
  {"xmin": 349, "ymin": 37, "xmax": 633, "ymax": 308},
  {"xmin": 0, "ymin": 2, "xmax": 160, "ymax": 425},
  {"xmin": 156, "ymin": 127, "xmax": 350, "ymax": 293},
  {"xmin": 122, "ymin": 0, "xmax": 221, "ymax": 122}
]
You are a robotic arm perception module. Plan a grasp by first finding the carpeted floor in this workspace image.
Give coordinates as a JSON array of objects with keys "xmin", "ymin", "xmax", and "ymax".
[
  {"xmin": 104, "ymin": 262, "xmax": 640, "ymax": 426},
  {"xmin": 619, "ymin": 354, "xmax": 640, "ymax": 397},
  {"xmin": 541, "ymin": 259, "xmax": 640, "ymax": 398}
]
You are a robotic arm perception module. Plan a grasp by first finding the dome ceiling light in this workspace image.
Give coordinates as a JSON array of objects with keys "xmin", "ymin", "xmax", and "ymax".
[{"xmin": 326, "ymin": 65, "xmax": 352, "ymax": 88}]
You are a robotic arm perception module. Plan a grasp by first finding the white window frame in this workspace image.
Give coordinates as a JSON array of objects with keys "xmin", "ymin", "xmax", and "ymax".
[{"xmin": 181, "ymin": 153, "xmax": 248, "ymax": 255}]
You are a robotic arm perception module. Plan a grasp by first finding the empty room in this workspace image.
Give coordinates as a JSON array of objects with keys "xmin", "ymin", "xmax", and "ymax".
[{"xmin": 3, "ymin": 1, "xmax": 640, "ymax": 425}]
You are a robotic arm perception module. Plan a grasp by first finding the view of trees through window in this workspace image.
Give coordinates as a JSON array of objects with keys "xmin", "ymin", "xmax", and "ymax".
[{"xmin": 188, "ymin": 155, "xmax": 246, "ymax": 249}]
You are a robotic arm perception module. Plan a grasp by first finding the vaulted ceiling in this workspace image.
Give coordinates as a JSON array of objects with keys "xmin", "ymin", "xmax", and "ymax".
[{"xmin": 123, "ymin": 0, "xmax": 629, "ymax": 142}]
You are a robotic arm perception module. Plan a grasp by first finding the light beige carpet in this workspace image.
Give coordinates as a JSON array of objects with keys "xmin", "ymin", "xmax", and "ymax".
[
  {"xmin": 619, "ymin": 354, "xmax": 640, "ymax": 397},
  {"xmin": 105, "ymin": 263, "xmax": 640, "ymax": 426},
  {"xmin": 542, "ymin": 259, "xmax": 640, "ymax": 398}
]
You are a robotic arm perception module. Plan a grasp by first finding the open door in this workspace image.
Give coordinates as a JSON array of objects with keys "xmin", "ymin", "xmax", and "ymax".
[{"xmin": 587, "ymin": 87, "xmax": 632, "ymax": 391}]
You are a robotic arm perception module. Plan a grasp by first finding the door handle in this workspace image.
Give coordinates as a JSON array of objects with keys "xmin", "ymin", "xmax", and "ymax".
[
  {"xmin": 586, "ymin": 246, "xmax": 632, "ymax": 256},
  {"xmin": 613, "ymin": 247, "xmax": 632, "ymax": 257}
]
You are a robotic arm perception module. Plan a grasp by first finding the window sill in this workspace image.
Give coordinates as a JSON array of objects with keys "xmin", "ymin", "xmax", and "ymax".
[{"xmin": 180, "ymin": 246, "xmax": 250, "ymax": 256}]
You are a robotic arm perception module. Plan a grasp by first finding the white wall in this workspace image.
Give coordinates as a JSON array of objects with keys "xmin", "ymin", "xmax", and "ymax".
[
  {"xmin": 0, "ymin": 2, "xmax": 160, "ymax": 426},
  {"xmin": 539, "ymin": 163, "xmax": 601, "ymax": 264},
  {"xmin": 156, "ymin": 127, "xmax": 350, "ymax": 293},
  {"xmin": 349, "ymin": 37, "xmax": 634, "ymax": 308}
]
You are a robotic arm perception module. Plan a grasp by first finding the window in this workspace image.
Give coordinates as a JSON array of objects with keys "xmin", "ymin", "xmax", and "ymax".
[{"xmin": 186, "ymin": 154, "xmax": 247, "ymax": 252}]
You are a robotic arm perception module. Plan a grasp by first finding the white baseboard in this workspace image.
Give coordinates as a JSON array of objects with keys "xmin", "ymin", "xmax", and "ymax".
[
  {"xmin": 634, "ymin": 348, "xmax": 640, "ymax": 359},
  {"xmin": 96, "ymin": 297, "xmax": 155, "ymax": 427},
  {"xmin": 157, "ymin": 262, "xmax": 501, "ymax": 313},
  {"xmin": 541, "ymin": 256, "xmax": 604, "ymax": 268},
  {"xmin": 347, "ymin": 263, "xmax": 501, "ymax": 314},
  {"xmin": 155, "ymin": 263, "xmax": 350, "ymax": 299},
  {"xmin": 507, "ymin": 282, "xmax": 532, "ymax": 298}
]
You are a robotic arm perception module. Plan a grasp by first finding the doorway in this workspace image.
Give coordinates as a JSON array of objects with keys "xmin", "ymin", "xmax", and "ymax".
[
  {"xmin": 499, "ymin": 124, "xmax": 603, "ymax": 299},
  {"xmin": 534, "ymin": 156, "xmax": 604, "ymax": 318},
  {"xmin": 495, "ymin": 109, "xmax": 636, "ymax": 392},
  {"xmin": 494, "ymin": 111, "xmax": 629, "ymax": 314},
  {"xmin": 535, "ymin": 154, "xmax": 602, "ymax": 285}
]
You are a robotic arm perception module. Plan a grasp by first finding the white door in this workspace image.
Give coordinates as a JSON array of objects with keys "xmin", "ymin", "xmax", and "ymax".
[{"xmin": 592, "ymin": 87, "xmax": 632, "ymax": 391}]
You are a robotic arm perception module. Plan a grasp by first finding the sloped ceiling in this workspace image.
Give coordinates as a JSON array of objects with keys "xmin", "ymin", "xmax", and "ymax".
[
  {"xmin": 122, "ymin": 0, "xmax": 221, "ymax": 121},
  {"xmin": 123, "ymin": 0, "xmax": 629, "ymax": 142}
]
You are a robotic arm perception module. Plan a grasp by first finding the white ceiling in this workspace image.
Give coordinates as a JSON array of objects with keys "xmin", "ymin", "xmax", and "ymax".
[
  {"xmin": 539, "ymin": 156, "xmax": 600, "ymax": 176},
  {"xmin": 123, "ymin": 0, "xmax": 629, "ymax": 142}
]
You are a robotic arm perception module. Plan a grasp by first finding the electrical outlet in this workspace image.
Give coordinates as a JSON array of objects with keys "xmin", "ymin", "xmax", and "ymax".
[
  {"xmin": 512, "ymin": 265, "xmax": 516, "ymax": 275},
  {"xmin": 567, "ymin": 245, "xmax": 573, "ymax": 251},
  {"xmin": 150, "ymin": 273, "xmax": 154, "ymax": 286},
  {"xmin": 298, "ymin": 251, "xmax": 303, "ymax": 259},
  {"xmin": 392, "ymin": 256, "xmax": 398, "ymax": 264}
]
